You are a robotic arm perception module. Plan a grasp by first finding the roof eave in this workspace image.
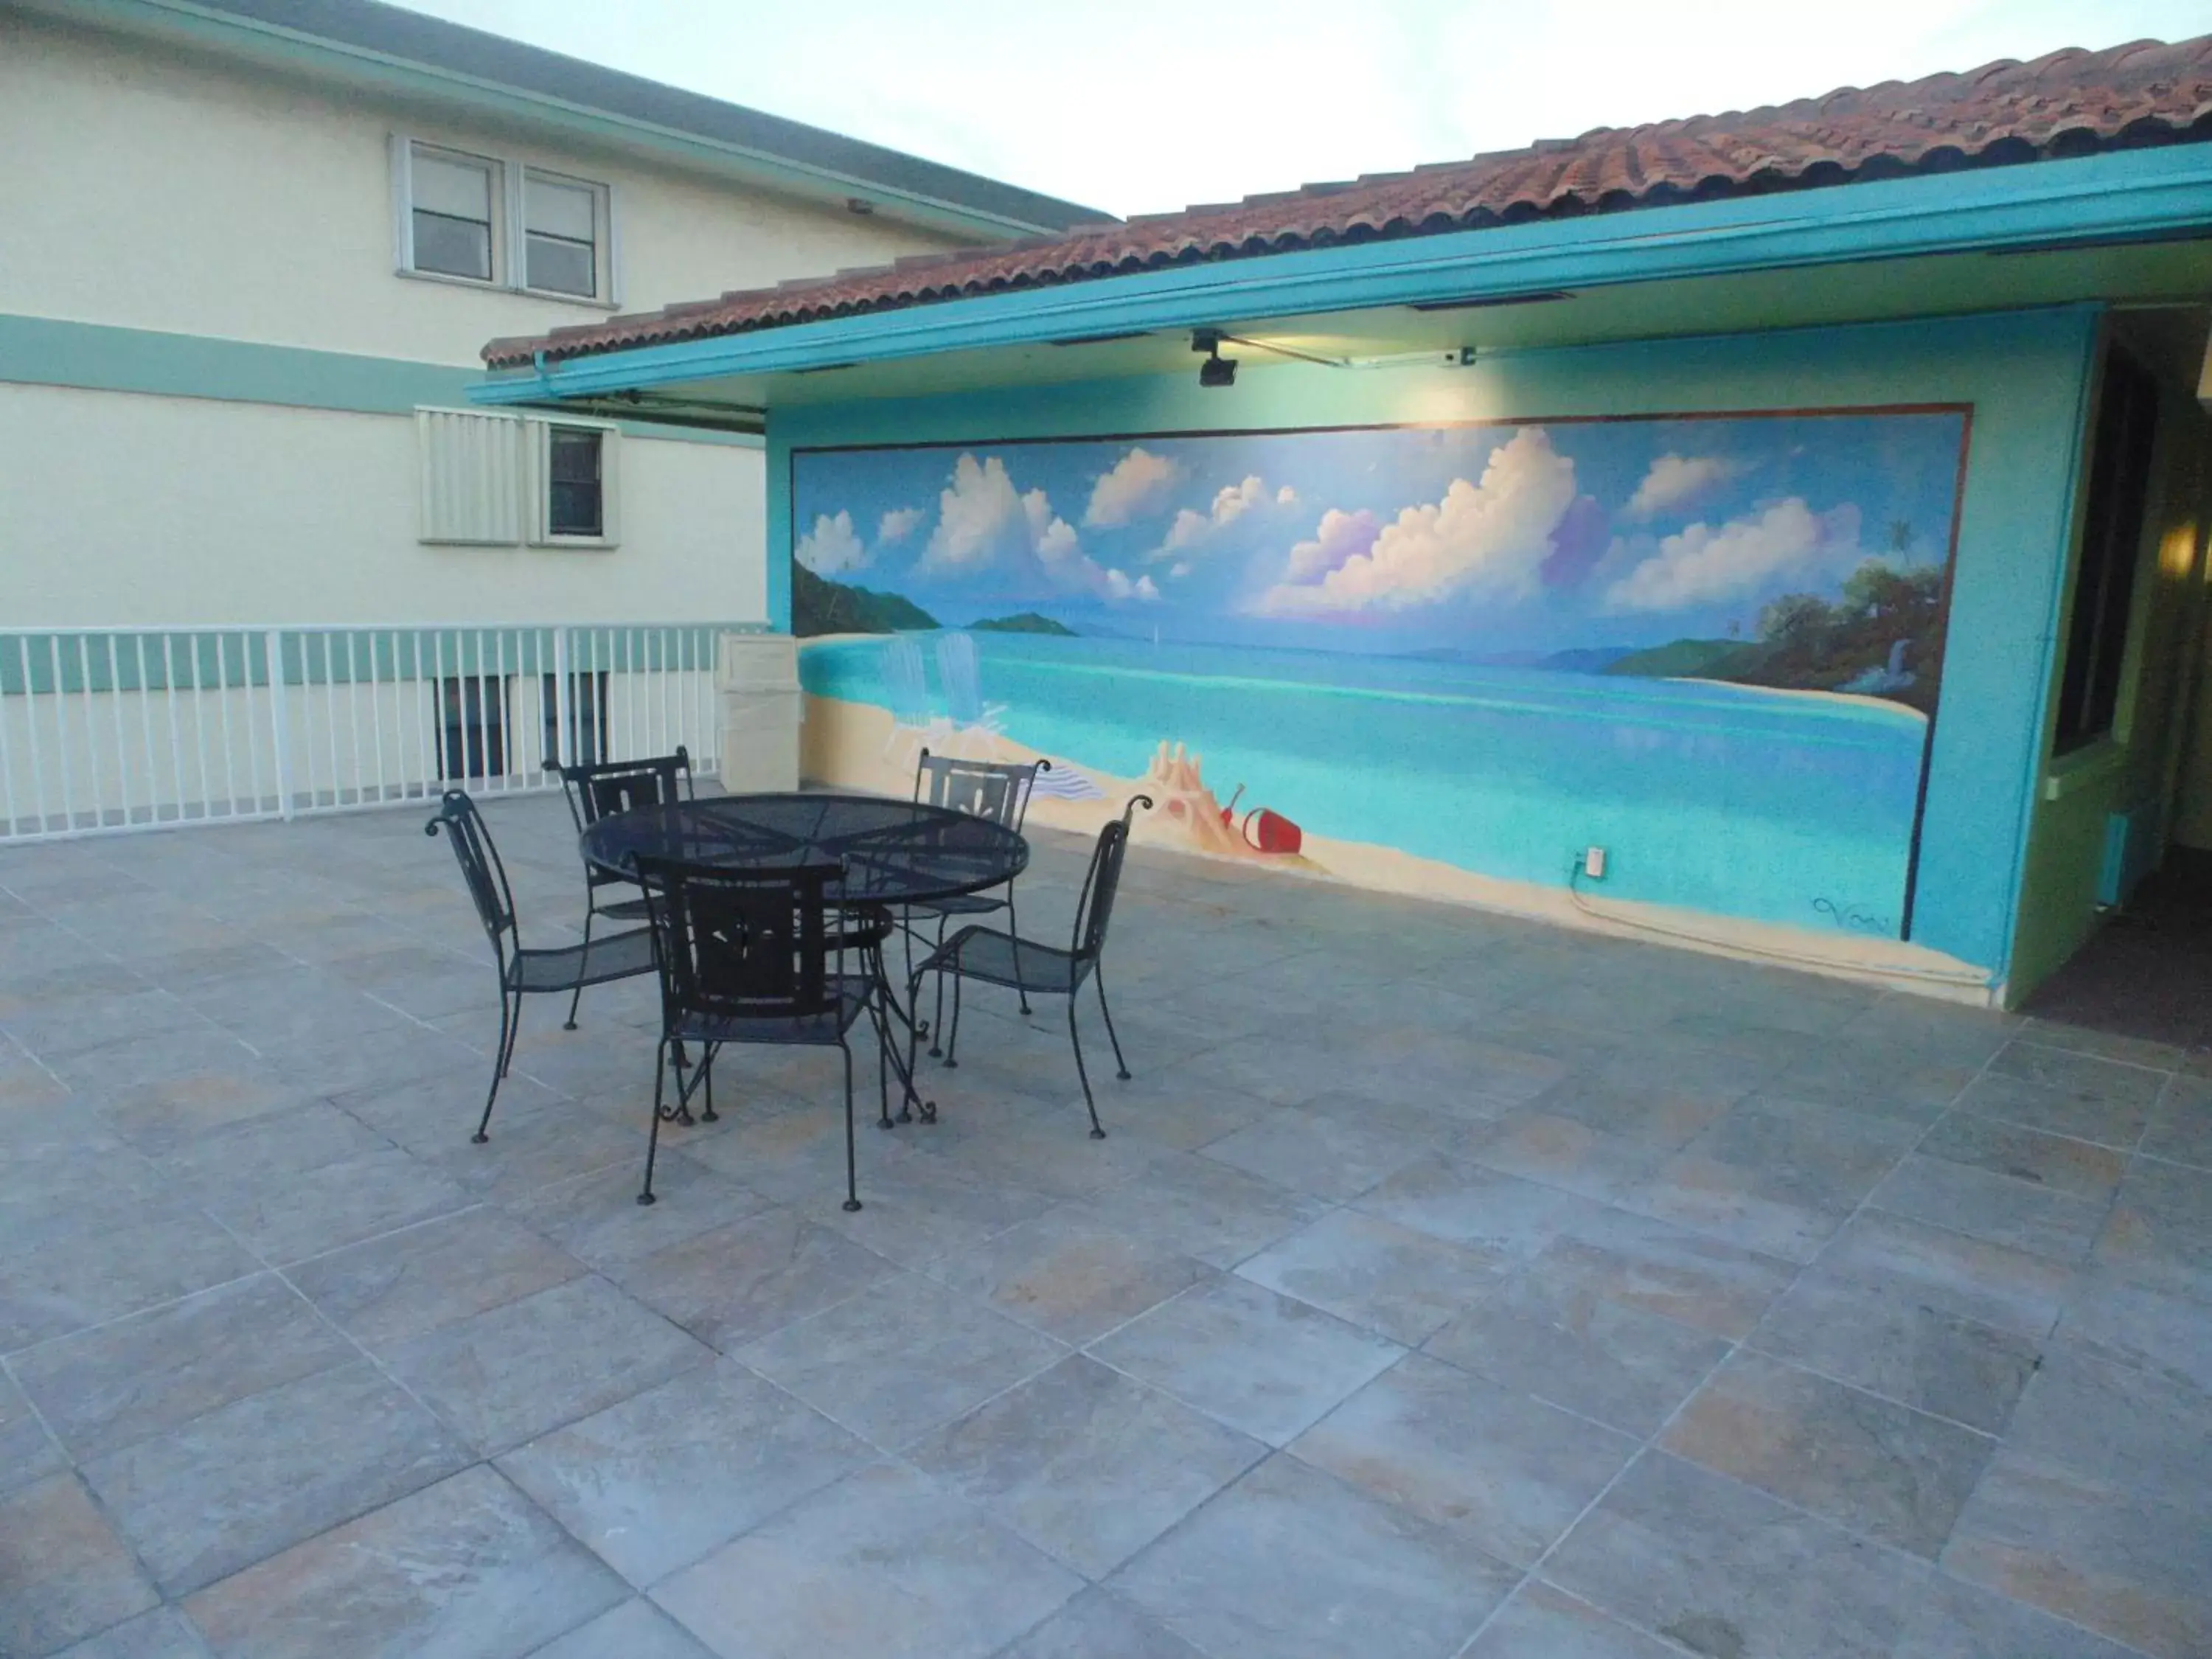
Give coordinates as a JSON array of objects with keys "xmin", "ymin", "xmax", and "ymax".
[{"xmin": 470, "ymin": 143, "xmax": 2212, "ymax": 406}]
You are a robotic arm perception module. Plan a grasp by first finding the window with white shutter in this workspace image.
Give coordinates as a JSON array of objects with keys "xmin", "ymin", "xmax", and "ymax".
[{"xmin": 415, "ymin": 409, "xmax": 522, "ymax": 545}]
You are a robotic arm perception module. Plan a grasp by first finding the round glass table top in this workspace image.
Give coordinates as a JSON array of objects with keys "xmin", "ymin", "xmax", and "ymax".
[{"xmin": 580, "ymin": 792, "xmax": 1027, "ymax": 907}]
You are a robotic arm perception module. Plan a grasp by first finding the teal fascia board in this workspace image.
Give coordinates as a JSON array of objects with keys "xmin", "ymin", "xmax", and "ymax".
[
  {"xmin": 472, "ymin": 145, "xmax": 2212, "ymax": 405},
  {"xmin": 0, "ymin": 315, "xmax": 761, "ymax": 445}
]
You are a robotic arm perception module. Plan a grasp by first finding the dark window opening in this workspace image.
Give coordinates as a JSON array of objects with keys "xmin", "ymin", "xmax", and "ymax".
[
  {"xmin": 437, "ymin": 675, "xmax": 508, "ymax": 779},
  {"xmin": 2055, "ymin": 347, "xmax": 2161, "ymax": 754},
  {"xmin": 543, "ymin": 670, "xmax": 610, "ymax": 767},
  {"xmin": 548, "ymin": 428, "xmax": 604, "ymax": 538}
]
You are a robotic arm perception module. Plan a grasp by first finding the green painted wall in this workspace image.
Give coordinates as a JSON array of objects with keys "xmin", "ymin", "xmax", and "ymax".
[
  {"xmin": 767, "ymin": 307, "xmax": 2101, "ymax": 986},
  {"xmin": 2010, "ymin": 344, "xmax": 2212, "ymax": 998}
]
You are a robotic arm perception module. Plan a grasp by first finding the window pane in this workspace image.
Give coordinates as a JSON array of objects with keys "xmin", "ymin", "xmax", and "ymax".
[
  {"xmin": 526, "ymin": 233, "xmax": 596, "ymax": 297},
  {"xmin": 548, "ymin": 429, "xmax": 603, "ymax": 536},
  {"xmin": 549, "ymin": 428, "xmax": 600, "ymax": 483},
  {"xmin": 412, "ymin": 210, "xmax": 491, "ymax": 281},
  {"xmin": 412, "ymin": 150, "xmax": 492, "ymax": 220},
  {"xmin": 526, "ymin": 176, "xmax": 597, "ymax": 240}
]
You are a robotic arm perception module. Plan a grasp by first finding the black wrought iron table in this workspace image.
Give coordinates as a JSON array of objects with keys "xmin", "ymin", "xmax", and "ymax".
[{"xmin": 581, "ymin": 791, "xmax": 1029, "ymax": 1121}]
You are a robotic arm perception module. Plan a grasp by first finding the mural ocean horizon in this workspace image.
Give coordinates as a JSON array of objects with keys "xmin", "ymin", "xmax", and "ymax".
[{"xmin": 791, "ymin": 409, "xmax": 1969, "ymax": 939}]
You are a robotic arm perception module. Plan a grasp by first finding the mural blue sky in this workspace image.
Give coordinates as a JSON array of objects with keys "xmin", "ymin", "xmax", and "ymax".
[{"xmin": 793, "ymin": 412, "xmax": 1969, "ymax": 657}]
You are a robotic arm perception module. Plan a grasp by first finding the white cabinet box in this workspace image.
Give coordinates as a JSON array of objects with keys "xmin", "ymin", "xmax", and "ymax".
[{"xmin": 717, "ymin": 632, "xmax": 801, "ymax": 792}]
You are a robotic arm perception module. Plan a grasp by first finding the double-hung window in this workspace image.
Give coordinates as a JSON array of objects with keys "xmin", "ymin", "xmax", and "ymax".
[
  {"xmin": 397, "ymin": 140, "xmax": 612, "ymax": 302},
  {"xmin": 415, "ymin": 409, "xmax": 619, "ymax": 550}
]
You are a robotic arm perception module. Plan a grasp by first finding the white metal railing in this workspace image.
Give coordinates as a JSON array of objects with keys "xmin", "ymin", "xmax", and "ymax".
[{"xmin": 0, "ymin": 623, "xmax": 754, "ymax": 842}]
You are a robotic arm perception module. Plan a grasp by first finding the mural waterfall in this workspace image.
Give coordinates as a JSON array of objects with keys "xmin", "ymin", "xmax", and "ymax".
[{"xmin": 791, "ymin": 409, "xmax": 1969, "ymax": 939}]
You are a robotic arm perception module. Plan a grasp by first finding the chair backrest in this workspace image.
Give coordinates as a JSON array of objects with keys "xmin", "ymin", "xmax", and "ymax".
[
  {"xmin": 549, "ymin": 747, "xmax": 692, "ymax": 837},
  {"xmin": 937, "ymin": 631, "xmax": 984, "ymax": 726},
  {"xmin": 425, "ymin": 790, "xmax": 519, "ymax": 961},
  {"xmin": 912, "ymin": 747, "xmax": 1049, "ymax": 833},
  {"xmin": 880, "ymin": 636, "xmax": 931, "ymax": 729},
  {"xmin": 634, "ymin": 854, "xmax": 844, "ymax": 1025},
  {"xmin": 1071, "ymin": 795, "xmax": 1152, "ymax": 964}
]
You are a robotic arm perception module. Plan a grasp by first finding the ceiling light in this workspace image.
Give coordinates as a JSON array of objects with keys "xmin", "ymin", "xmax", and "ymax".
[{"xmin": 1192, "ymin": 328, "xmax": 1237, "ymax": 388}]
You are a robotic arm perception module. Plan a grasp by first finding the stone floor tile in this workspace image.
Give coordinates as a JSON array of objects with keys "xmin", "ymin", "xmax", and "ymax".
[
  {"xmin": 383, "ymin": 1275, "xmax": 710, "ymax": 1455},
  {"xmin": 1759, "ymin": 1043, "xmax": 1975, "ymax": 1127},
  {"xmin": 1462, "ymin": 1581, "xmax": 1686, "ymax": 1658},
  {"xmin": 736, "ymin": 1274, "xmax": 1065, "ymax": 1449},
  {"xmin": 425, "ymin": 1111, "xmax": 641, "ymax": 1205},
  {"xmin": 650, "ymin": 1461, "xmax": 1081, "ymax": 1659},
  {"xmin": 53, "ymin": 1605, "xmax": 216, "ymax": 1658},
  {"xmin": 4, "ymin": 988, "xmax": 206, "ymax": 1065},
  {"xmin": 816, "ymin": 1144, "xmax": 1060, "ymax": 1265},
  {"xmin": 913, "ymin": 1115, "xmax": 1172, "ymax": 1201},
  {"xmin": 502, "ymin": 1155, "xmax": 771, "ymax": 1274},
  {"xmin": 1353, "ymin": 1156, "xmax": 1599, "ymax": 1266},
  {"xmin": 1534, "ymin": 1205, "xmax": 1799, "ymax": 1340},
  {"xmin": 908, "ymin": 1355, "xmax": 1263, "ymax": 1578},
  {"xmin": 13, "ymin": 1275, "xmax": 352, "ymax": 1461},
  {"xmin": 1916, "ymin": 1114, "xmax": 2129, "ymax": 1200},
  {"xmin": 1292, "ymin": 1352, "xmax": 1638, "ymax": 1566},
  {"xmin": 1234, "ymin": 1208, "xmax": 1504, "ymax": 1345},
  {"xmin": 189, "ymin": 1145, "xmax": 475, "ymax": 1265},
  {"xmin": 0, "ymin": 1366, "xmax": 66, "ymax": 1498},
  {"xmin": 1871, "ymin": 1155, "xmax": 2110, "ymax": 1263},
  {"xmin": 1891, "ymin": 1572, "xmax": 2145, "ymax": 1658},
  {"xmin": 612, "ymin": 1208, "xmax": 896, "ymax": 1352},
  {"xmin": 1809, "ymin": 1210, "xmax": 2074, "ymax": 1338},
  {"xmin": 0, "ymin": 1200, "xmax": 264, "ymax": 1356},
  {"xmin": 1458, "ymin": 1107, "xmax": 1671, "ymax": 1203},
  {"xmin": 154, "ymin": 1102, "xmax": 392, "ymax": 1190},
  {"xmin": 2053, "ymin": 1270, "xmax": 2212, "ymax": 1393},
  {"xmin": 1064, "ymin": 1153, "xmax": 1327, "ymax": 1270},
  {"xmin": 2016, "ymin": 1020, "xmax": 2185, "ymax": 1073},
  {"xmin": 0, "ymin": 1474, "xmax": 159, "ymax": 1659},
  {"xmin": 498, "ymin": 1360, "xmax": 869, "ymax": 1588},
  {"xmin": 1660, "ymin": 1351, "xmax": 1996, "ymax": 1557},
  {"xmin": 1526, "ymin": 1069, "xmax": 1742, "ymax": 1150},
  {"xmin": 1545, "ymin": 1451, "xmax": 1933, "ymax": 1659},
  {"xmin": 1108, "ymin": 1453, "xmax": 1516, "ymax": 1659},
  {"xmin": 2094, "ymin": 1156, "xmax": 2212, "ymax": 1298},
  {"xmin": 2141, "ymin": 1074, "xmax": 2212, "ymax": 1170},
  {"xmin": 72, "ymin": 1033, "xmax": 297, "ymax": 1144},
  {"xmin": 1426, "ymin": 1267, "xmax": 1728, "ymax": 1438},
  {"xmin": 922, "ymin": 1208, "xmax": 1212, "ymax": 1345},
  {"xmin": 1956, "ymin": 1068, "xmax": 2156, "ymax": 1150},
  {"xmin": 1986, "ymin": 1042, "xmax": 2168, "ymax": 1107},
  {"xmin": 1089, "ymin": 1276, "xmax": 1403, "ymax": 1447},
  {"xmin": 81, "ymin": 1360, "xmax": 470, "ymax": 1595},
  {"xmin": 526, "ymin": 1598, "xmax": 716, "ymax": 1659},
  {"xmin": 992, "ymin": 1587, "xmax": 1205, "ymax": 1659},
  {"xmin": 182, "ymin": 1466, "xmax": 627, "ymax": 1659},
  {"xmin": 334, "ymin": 1068, "xmax": 567, "ymax": 1153},
  {"xmin": 1197, "ymin": 1106, "xmax": 1429, "ymax": 1201},
  {"xmin": 287, "ymin": 1208, "xmax": 585, "ymax": 1349}
]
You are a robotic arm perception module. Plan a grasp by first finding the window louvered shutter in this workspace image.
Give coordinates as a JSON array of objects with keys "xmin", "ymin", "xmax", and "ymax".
[{"xmin": 416, "ymin": 408, "xmax": 523, "ymax": 545}]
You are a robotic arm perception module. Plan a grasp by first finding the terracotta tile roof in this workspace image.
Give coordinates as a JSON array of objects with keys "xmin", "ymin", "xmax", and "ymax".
[{"xmin": 485, "ymin": 36, "xmax": 2212, "ymax": 368}]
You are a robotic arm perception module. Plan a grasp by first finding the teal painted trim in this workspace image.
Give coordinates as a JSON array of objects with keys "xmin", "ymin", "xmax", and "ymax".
[
  {"xmin": 474, "ymin": 146, "xmax": 2212, "ymax": 403},
  {"xmin": 0, "ymin": 315, "xmax": 762, "ymax": 447},
  {"xmin": 44, "ymin": 0, "xmax": 1058, "ymax": 240}
]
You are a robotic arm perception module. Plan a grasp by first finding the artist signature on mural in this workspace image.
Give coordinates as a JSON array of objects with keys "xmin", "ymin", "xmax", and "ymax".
[{"xmin": 1812, "ymin": 897, "xmax": 1893, "ymax": 934}]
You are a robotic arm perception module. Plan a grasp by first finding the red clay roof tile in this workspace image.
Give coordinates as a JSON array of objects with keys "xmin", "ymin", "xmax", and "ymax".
[{"xmin": 484, "ymin": 36, "xmax": 2212, "ymax": 368}]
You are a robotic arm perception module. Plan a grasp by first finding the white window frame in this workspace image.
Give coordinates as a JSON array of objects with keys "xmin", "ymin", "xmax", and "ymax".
[
  {"xmin": 526, "ymin": 416, "xmax": 622, "ymax": 550},
  {"xmin": 392, "ymin": 136, "xmax": 619, "ymax": 307}
]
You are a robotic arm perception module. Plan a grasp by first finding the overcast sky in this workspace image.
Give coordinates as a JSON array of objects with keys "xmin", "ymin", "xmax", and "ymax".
[{"xmin": 391, "ymin": 0, "xmax": 2208, "ymax": 218}]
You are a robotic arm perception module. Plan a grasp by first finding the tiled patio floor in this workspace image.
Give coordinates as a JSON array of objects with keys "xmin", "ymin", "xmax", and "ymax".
[{"xmin": 1, "ymin": 794, "xmax": 2208, "ymax": 1658}]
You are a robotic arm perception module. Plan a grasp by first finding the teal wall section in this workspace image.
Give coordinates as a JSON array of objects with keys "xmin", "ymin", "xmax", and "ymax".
[
  {"xmin": 768, "ymin": 307, "xmax": 2101, "ymax": 983},
  {"xmin": 0, "ymin": 314, "xmax": 762, "ymax": 447}
]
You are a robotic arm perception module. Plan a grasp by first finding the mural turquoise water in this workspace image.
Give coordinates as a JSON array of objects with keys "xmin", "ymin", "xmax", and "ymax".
[{"xmin": 792, "ymin": 408, "xmax": 1969, "ymax": 937}]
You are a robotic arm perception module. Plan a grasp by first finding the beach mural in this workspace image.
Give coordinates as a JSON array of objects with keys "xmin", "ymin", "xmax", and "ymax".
[{"xmin": 790, "ymin": 408, "xmax": 1969, "ymax": 939}]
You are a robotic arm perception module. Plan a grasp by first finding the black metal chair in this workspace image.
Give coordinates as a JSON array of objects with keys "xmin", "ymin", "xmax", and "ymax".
[
  {"xmin": 547, "ymin": 746, "xmax": 692, "ymax": 1030},
  {"xmin": 905, "ymin": 749, "xmax": 1049, "ymax": 1045},
  {"xmin": 908, "ymin": 796, "xmax": 1151, "ymax": 1138},
  {"xmin": 633, "ymin": 854, "xmax": 884, "ymax": 1212},
  {"xmin": 425, "ymin": 790, "xmax": 656, "ymax": 1143}
]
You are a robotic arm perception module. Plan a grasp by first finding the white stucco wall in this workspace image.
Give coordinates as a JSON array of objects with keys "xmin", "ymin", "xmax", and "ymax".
[
  {"xmin": 0, "ymin": 9, "xmax": 971, "ymax": 364},
  {"xmin": 3, "ymin": 383, "xmax": 767, "ymax": 626}
]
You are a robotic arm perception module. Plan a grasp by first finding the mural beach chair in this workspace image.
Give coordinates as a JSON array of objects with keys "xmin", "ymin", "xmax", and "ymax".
[
  {"xmin": 936, "ymin": 630, "xmax": 1008, "ymax": 755},
  {"xmin": 878, "ymin": 633, "xmax": 939, "ymax": 759}
]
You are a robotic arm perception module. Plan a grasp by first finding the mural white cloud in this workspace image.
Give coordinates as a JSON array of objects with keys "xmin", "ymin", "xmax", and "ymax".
[
  {"xmin": 796, "ymin": 510, "xmax": 868, "ymax": 576},
  {"xmin": 1604, "ymin": 498, "xmax": 1863, "ymax": 611},
  {"xmin": 921, "ymin": 453, "xmax": 1081, "ymax": 577},
  {"xmin": 1253, "ymin": 428, "xmax": 1580, "ymax": 615},
  {"xmin": 1624, "ymin": 453, "xmax": 1744, "ymax": 522},
  {"xmin": 1105, "ymin": 568, "xmax": 1162, "ymax": 603},
  {"xmin": 1084, "ymin": 446, "xmax": 1182, "ymax": 527},
  {"xmin": 1281, "ymin": 508, "xmax": 1381, "ymax": 584},
  {"xmin": 876, "ymin": 506, "xmax": 925, "ymax": 545},
  {"xmin": 1153, "ymin": 474, "xmax": 1270, "ymax": 560}
]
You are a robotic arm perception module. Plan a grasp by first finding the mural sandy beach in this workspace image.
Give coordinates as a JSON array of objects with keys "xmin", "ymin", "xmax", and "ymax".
[{"xmin": 790, "ymin": 408, "xmax": 1970, "ymax": 946}]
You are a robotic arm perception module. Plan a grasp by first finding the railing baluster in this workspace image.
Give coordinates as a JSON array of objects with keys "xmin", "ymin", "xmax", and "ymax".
[
  {"xmin": 76, "ymin": 636, "xmax": 100, "ymax": 830},
  {"xmin": 49, "ymin": 638, "xmax": 74, "ymax": 833},
  {"xmin": 267, "ymin": 629, "xmax": 293, "ymax": 821},
  {"xmin": 18, "ymin": 639, "xmax": 46, "ymax": 836},
  {"xmin": 160, "ymin": 635, "xmax": 184, "ymax": 827},
  {"xmin": 104, "ymin": 636, "xmax": 131, "ymax": 826},
  {"xmin": 215, "ymin": 633, "xmax": 240, "ymax": 819},
  {"xmin": 187, "ymin": 633, "xmax": 212, "ymax": 821}
]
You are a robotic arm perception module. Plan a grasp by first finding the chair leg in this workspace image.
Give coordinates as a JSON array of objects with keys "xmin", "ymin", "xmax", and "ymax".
[
  {"xmin": 473, "ymin": 985, "xmax": 518, "ymax": 1144},
  {"xmin": 928, "ymin": 914, "xmax": 949, "ymax": 1057},
  {"xmin": 1067, "ymin": 998, "xmax": 1106, "ymax": 1138},
  {"xmin": 1096, "ymin": 969, "xmax": 1132, "ymax": 1082},
  {"xmin": 638, "ymin": 1036, "xmax": 669, "ymax": 1206},
  {"xmin": 699, "ymin": 1045, "xmax": 717, "ymax": 1124},
  {"xmin": 841, "ymin": 1039, "xmax": 862, "ymax": 1211},
  {"xmin": 564, "ymin": 906, "xmax": 595, "ymax": 1031},
  {"xmin": 1006, "ymin": 888, "xmax": 1032, "ymax": 1016},
  {"xmin": 943, "ymin": 967, "xmax": 964, "ymax": 1068}
]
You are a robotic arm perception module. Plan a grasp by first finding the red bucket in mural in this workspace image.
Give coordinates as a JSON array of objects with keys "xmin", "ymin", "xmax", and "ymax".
[{"xmin": 1222, "ymin": 787, "xmax": 1303, "ymax": 855}]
